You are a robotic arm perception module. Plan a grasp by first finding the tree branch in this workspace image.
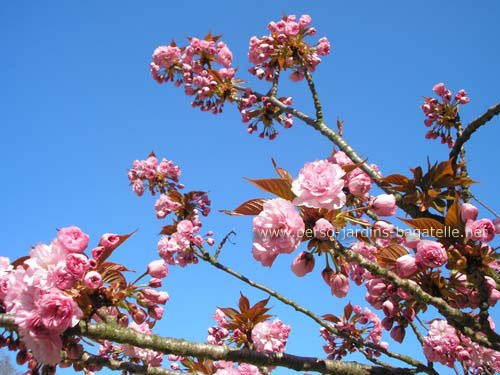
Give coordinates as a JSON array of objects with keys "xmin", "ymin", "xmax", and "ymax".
[
  {"xmin": 67, "ymin": 352, "xmax": 192, "ymax": 375},
  {"xmin": 0, "ymin": 313, "xmax": 418, "ymax": 375},
  {"xmin": 450, "ymin": 102, "xmax": 500, "ymax": 161},
  {"xmin": 192, "ymin": 247, "xmax": 435, "ymax": 374},
  {"xmin": 303, "ymin": 69, "xmax": 324, "ymax": 121}
]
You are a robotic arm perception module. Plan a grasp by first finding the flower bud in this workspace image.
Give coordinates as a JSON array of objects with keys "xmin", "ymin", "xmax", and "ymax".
[
  {"xmin": 460, "ymin": 203, "xmax": 478, "ymax": 222},
  {"xmin": 291, "ymin": 251, "xmax": 315, "ymax": 277},
  {"xmin": 147, "ymin": 259, "xmax": 168, "ymax": 279}
]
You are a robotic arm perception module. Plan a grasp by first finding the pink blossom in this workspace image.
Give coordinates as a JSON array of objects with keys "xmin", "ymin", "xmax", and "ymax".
[
  {"xmin": 213, "ymin": 308, "xmax": 228, "ymax": 327},
  {"xmin": 285, "ymin": 21, "xmax": 300, "ymax": 37},
  {"xmin": 316, "ymin": 37, "xmax": 331, "ymax": 56},
  {"xmin": 57, "ymin": 226, "xmax": 89, "ymax": 253},
  {"xmin": 38, "ymin": 291, "xmax": 82, "ymax": 333},
  {"xmin": 153, "ymin": 46, "xmax": 181, "ymax": 68},
  {"xmin": 251, "ymin": 319, "xmax": 290, "ymax": 352},
  {"xmin": 237, "ymin": 364, "xmax": 261, "ymax": 375},
  {"xmin": 395, "ymin": 254, "xmax": 418, "ymax": 277},
  {"xmin": 91, "ymin": 246, "xmax": 105, "ymax": 260},
  {"xmin": 216, "ymin": 43, "xmax": 233, "ymax": 68},
  {"xmin": 371, "ymin": 194, "xmax": 397, "ymax": 216},
  {"xmin": 291, "ymin": 251, "xmax": 315, "ymax": 277},
  {"xmin": 154, "ymin": 195, "xmax": 182, "ymax": 219},
  {"xmin": 416, "ymin": 240, "xmax": 447, "ymax": 268},
  {"xmin": 292, "ymin": 159, "xmax": 346, "ymax": 209},
  {"xmin": 252, "ymin": 198, "xmax": 304, "ymax": 267},
  {"xmin": 460, "ymin": 203, "xmax": 478, "ymax": 222},
  {"xmin": 0, "ymin": 257, "xmax": 12, "ymax": 275},
  {"xmin": 132, "ymin": 179, "xmax": 144, "ymax": 196},
  {"xmin": 299, "ymin": 14, "xmax": 312, "ymax": 28},
  {"xmin": 142, "ymin": 288, "xmax": 169, "ymax": 305},
  {"xmin": 99, "ymin": 233, "xmax": 120, "ymax": 249},
  {"xmin": 65, "ymin": 253, "xmax": 90, "ymax": 278},
  {"xmin": 48, "ymin": 262, "xmax": 77, "ymax": 290},
  {"xmin": 147, "ymin": 259, "xmax": 168, "ymax": 279},
  {"xmin": 83, "ymin": 271, "xmax": 102, "ymax": 289},
  {"xmin": 289, "ymin": 71, "xmax": 304, "ymax": 82},
  {"xmin": 432, "ymin": 83, "xmax": 447, "ymax": 97},
  {"xmin": 494, "ymin": 218, "xmax": 500, "ymax": 234},
  {"xmin": 465, "ymin": 218, "xmax": 496, "ymax": 242},
  {"xmin": 27, "ymin": 240, "xmax": 67, "ymax": 270},
  {"xmin": 313, "ymin": 218, "xmax": 334, "ymax": 240},
  {"xmin": 347, "ymin": 169, "xmax": 372, "ymax": 196},
  {"xmin": 330, "ymin": 273, "xmax": 350, "ymax": 298},
  {"xmin": 328, "ymin": 150, "xmax": 352, "ymax": 166},
  {"xmin": 372, "ymin": 220, "xmax": 394, "ymax": 239}
]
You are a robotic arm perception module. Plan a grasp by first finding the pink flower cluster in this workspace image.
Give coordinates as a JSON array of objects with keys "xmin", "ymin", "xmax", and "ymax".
[
  {"xmin": 422, "ymin": 82, "xmax": 471, "ymax": 148},
  {"xmin": 252, "ymin": 198, "xmax": 305, "ymax": 267},
  {"xmin": 248, "ymin": 14, "xmax": 330, "ymax": 82},
  {"xmin": 238, "ymin": 92, "xmax": 294, "ymax": 139},
  {"xmin": 423, "ymin": 319, "xmax": 500, "ymax": 372},
  {"xmin": 321, "ymin": 305, "xmax": 386, "ymax": 360},
  {"xmin": 128, "ymin": 153, "xmax": 181, "ymax": 196},
  {"xmin": 158, "ymin": 219, "xmax": 205, "ymax": 267},
  {"xmin": 151, "ymin": 36, "xmax": 235, "ymax": 114},
  {"xmin": 348, "ymin": 241, "xmax": 378, "ymax": 285},
  {"xmin": 213, "ymin": 362, "xmax": 262, "ymax": 375},
  {"xmin": 364, "ymin": 276, "xmax": 418, "ymax": 342},
  {"xmin": 251, "ymin": 318, "xmax": 291, "ymax": 352},
  {"xmin": 0, "ymin": 227, "xmax": 97, "ymax": 365}
]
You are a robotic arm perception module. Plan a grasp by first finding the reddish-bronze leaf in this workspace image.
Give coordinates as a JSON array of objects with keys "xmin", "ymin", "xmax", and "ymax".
[
  {"xmin": 220, "ymin": 198, "xmax": 265, "ymax": 216},
  {"xmin": 160, "ymin": 224, "xmax": 177, "ymax": 235},
  {"xmin": 445, "ymin": 199, "xmax": 461, "ymax": 230},
  {"xmin": 399, "ymin": 217, "xmax": 446, "ymax": 234},
  {"xmin": 344, "ymin": 303, "xmax": 353, "ymax": 320},
  {"xmin": 244, "ymin": 177, "xmax": 295, "ymax": 201},
  {"xmin": 323, "ymin": 314, "xmax": 340, "ymax": 323},
  {"xmin": 98, "ymin": 262, "xmax": 134, "ymax": 274},
  {"xmin": 218, "ymin": 307, "xmax": 239, "ymax": 319},
  {"xmin": 271, "ymin": 158, "xmax": 293, "ymax": 183},
  {"xmin": 239, "ymin": 293, "xmax": 250, "ymax": 313},
  {"xmin": 376, "ymin": 245, "xmax": 408, "ymax": 266},
  {"xmin": 341, "ymin": 159, "xmax": 367, "ymax": 175},
  {"xmin": 382, "ymin": 174, "xmax": 410, "ymax": 185},
  {"xmin": 11, "ymin": 256, "xmax": 29, "ymax": 268},
  {"xmin": 101, "ymin": 270, "xmax": 127, "ymax": 288}
]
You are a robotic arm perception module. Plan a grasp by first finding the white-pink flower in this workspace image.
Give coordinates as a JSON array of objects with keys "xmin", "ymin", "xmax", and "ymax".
[
  {"xmin": 292, "ymin": 160, "xmax": 346, "ymax": 209},
  {"xmin": 251, "ymin": 318, "xmax": 290, "ymax": 352}
]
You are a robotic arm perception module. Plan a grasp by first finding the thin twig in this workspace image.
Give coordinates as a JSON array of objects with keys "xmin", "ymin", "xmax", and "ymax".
[
  {"xmin": 450, "ymin": 102, "xmax": 500, "ymax": 161},
  {"xmin": 408, "ymin": 321, "xmax": 425, "ymax": 346},
  {"xmin": 470, "ymin": 193, "xmax": 500, "ymax": 219},
  {"xmin": 214, "ymin": 230, "xmax": 236, "ymax": 260}
]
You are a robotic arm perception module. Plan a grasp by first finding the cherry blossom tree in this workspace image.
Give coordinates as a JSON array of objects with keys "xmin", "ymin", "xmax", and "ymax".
[{"xmin": 1, "ymin": 13, "xmax": 500, "ymax": 375}]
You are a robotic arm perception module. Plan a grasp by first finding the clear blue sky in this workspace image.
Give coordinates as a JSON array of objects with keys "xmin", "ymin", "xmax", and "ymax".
[{"xmin": 2, "ymin": 1, "xmax": 499, "ymax": 374}]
